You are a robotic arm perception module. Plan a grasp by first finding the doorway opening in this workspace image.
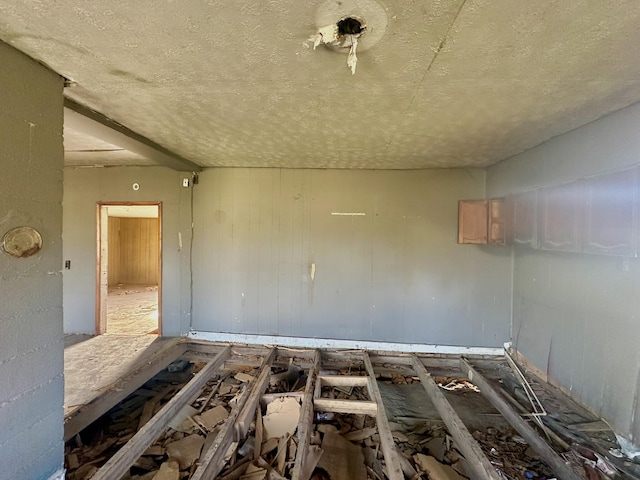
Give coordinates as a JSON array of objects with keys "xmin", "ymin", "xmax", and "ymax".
[{"xmin": 96, "ymin": 202, "xmax": 162, "ymax": 335}]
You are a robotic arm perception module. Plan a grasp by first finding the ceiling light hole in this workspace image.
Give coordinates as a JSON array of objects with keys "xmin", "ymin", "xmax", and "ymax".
[{"xmin": 337, "ymin": 16, "xmax": 365, "ymax": 36}]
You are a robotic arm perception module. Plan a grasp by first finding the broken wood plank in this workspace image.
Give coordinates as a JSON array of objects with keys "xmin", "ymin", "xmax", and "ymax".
[
  {"xmin": 318, "ymin": 375, "xmax": 369, "ymax": 387},
  {"xmin": 91, "ymin": 345, "xmax": 231, "ymax": 480},
  {"xmin": 363, "ymin": 352, "xmax": 404, "ymax": 480},
  {"xmin": 154, "ymin": 458, "xmax": 180, "ymax": 480},
  {"xmin": 411, "ymin": 355, "xmax": 503, "ymax": 480},
  {"xmin": 313, "ymin": 398, "xmax": 377, "ymax": 415},
  {"xmin": 567, "ymin": 420, "xmax": 612, "ymax": 432},
  {"xmin": 235, "ymin": 372, "xmax": 256, "ymax": 383},
  {"xmin": 195, "ymin": 405, "xmax": 229, "ymax": 431},
  {"xmin": 275, "ymin": 435, "xmax": 289, "ymax": 474},
  {"xmin": 292, "ymin": 349, "xmax": 321, "ymax": 480},
  {"xmin": 192, "ymin": 349, "xmax": 277, "ymax": 480},
  {"xmin": 165, "ymin": 433, "xmax": 205, "ymax": 470},
  {"xmin": 198, "ymin": 373, "xmax": 228, "ymax": 413},
  {"xmin": 218, "ymin": 457, "xmax": 253, "ymax": 480},
  {"xmin": 460, "ymin": 357, "xmax": 583, "ymax": 480},
  {"xmin": 344, "ymin": 426, "xmax": 378, "ymax": 442},
  {"xmin": 414, "ymin": 453, "xmax": 466, "ymax": 480},
  {"xmin": 397, "ymin": 448, "xmax": 419, "ymax": 478},
  {"xmin": 261, "ymin": 392, "xmax": 305, "ymax": 404},
  {"xmin": 64, "ymin": 338, "xmax": 187, "ymax": 441},
  {"xmin": 262, "ymin": 397, "xmax": 301, "ymax": 440},
  {"xmin": 317, "ymin": 431, "xmax": 367, "ymax": 480},
  {"xmin": 254, "ymin": 404, "xmax": 263, "ymax": 461}
]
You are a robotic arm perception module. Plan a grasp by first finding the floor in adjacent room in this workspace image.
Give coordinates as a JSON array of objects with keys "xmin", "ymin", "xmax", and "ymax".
[
  {"xmin": 63, "ymin": 334, "xmax": 179, "ymax": 418},
  {"xmin": 106, "ymin": 284, "xmax": 158, "ymax": 335}
]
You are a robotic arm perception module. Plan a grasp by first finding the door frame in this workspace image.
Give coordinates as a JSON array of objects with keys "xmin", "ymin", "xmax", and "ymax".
[{"xmin": 96, "ymin": 201, "xmax": 163, "ymax": 335}]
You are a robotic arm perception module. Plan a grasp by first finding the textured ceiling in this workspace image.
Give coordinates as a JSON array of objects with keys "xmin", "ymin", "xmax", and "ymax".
[{"xmin": 2, "ymin": 1, "xmax": 640, "ymax": 169}]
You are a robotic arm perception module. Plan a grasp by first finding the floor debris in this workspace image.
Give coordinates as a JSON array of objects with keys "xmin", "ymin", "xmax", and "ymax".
[
  {"xmin": 316, "ymin": 431, "xmax": 367, "ymax": 480},
  {"xmin": 262, "ymin": 397, "xmax": 301, "ymax": 440},
  {"xmin": 65, "ymin": 345, "xmax": 638, "ymax": 480}
]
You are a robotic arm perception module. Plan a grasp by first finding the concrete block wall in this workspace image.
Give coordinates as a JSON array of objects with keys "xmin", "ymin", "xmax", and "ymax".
[{"xmin": 0, "ymin": 41, "xmax": 65, "ymax": 480}]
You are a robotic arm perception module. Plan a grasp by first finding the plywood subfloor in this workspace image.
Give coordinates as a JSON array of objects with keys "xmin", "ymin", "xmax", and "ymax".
[
  {"xmin": 107, "ymin": 284, "xmax": 158, "ymax": 335},
  {"xmin": 64, "ymin": 334, "xmax": 179, "ymax": 417}
]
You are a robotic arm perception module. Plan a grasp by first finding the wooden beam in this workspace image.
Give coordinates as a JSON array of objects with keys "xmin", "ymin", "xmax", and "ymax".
[
  {"xmin": 292, "ymin": 350, "xmax": 321, "ymax": 480},
  {"xmin": 235, "ymin": 350, "xmax": 279, "ymax": 439},
  {"xmin": 92, "ymin": 346, "xmax": 231, "ymax": 480},
  {"xmin": 192, "ymin": 349, "xmax": 277, "ymax": 480},
  {"xmin": 64, "ymin": 98, "xmax": 202, "ymax": 172},
  {"xmin": 64, "ymin": 339, "xmax": 186, "ymax": 441},
  {"xmin": 460, "ymin": 358, "xmax": 582, "ymax": 480},
  {"xmin": 314, "ymin": 398, "xmax": 378, "ymax": 415},
  {"xmin": 411, "ymin": 355, "xmax": 502, "ymax": 480},
  {"xmin": 363, "ymin": 352, "xmax": 404, "ymax": 480}
]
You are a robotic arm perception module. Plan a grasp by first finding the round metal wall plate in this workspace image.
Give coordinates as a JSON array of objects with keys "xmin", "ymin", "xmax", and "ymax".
[{"xmin": 2, "ymin": 226, "xmax": 43, "ymax": 258}]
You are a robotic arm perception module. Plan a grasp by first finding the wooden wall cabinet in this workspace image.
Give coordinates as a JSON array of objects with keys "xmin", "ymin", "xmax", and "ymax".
[
  {"xmin": 458, "ymin": 198, "xmax": 508, "ymax": 245},
  {"xmin": 458, "ymin": 200, "xmax": 488, "ymax": 244},
  {"xmin": 538, "ymin": 182, "xmax": 581, "ymax": 253},
  {"xmin": 458, "ymin": 165, "xmax": 640, "ymax": 256},
  {"xmin": 583, "ymin": 168, "xmax": 638, "ymax": 257},
  {"xmin": 488, "ymin": 198, "xmax": 507, "ymax": 245},
  {"xmin": 513, "ymin": 190, "xmax": 537, "ymax": 248}
]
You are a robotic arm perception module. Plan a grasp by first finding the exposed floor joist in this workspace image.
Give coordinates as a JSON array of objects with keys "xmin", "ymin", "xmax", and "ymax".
[
  {"xmin": 460, "ymin": 357, "xmax": 583, "ymax": 480},
  {"xmin": 92, "ymin": 346, "xmax": 231, "ymax": 480},
  {"xmin": 363, "ymin": 352, "xmax": 404, "ymax": 480},
  {"xmin": 292, "ymin": 350, "xmax": 321, "ymax": 480},
  {"xmin": 192, "ymin": 349, "xmax": 276, "ymax": 480},
  {"xmin": 411, "ymin": 355, "xmax": 502, "ymax": 480},
  {"xmin": 64, "ymin": 339, "xmax": 620, "ymax": 479}
]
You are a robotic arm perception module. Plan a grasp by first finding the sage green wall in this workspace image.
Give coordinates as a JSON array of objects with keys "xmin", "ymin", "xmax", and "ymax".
[
  {"xmin": 0, "ymin": 41, "xmax": 64, "ymax": 480},
  {"xmin": 487, "ymin": 101, "xmax": 640, "ymax": 442},
  {"xmin": 62, "ymin": 167, "xmax": 193, "ymax": 336},
  {"xmin": 192, "ymin": 168, "xmax": 512, "ymax": 346}
]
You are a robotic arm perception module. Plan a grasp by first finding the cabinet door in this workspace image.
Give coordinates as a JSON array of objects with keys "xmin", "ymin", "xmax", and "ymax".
[
  {"xmin": 488, "ymin": 198, "xmax": 506, "ymax": 245},
  {"xmin": 513, "ymin": 190, "xmax": 537, "ymax": 248},
  {"xmin": 539, "ymin": 181, "xmax": 581, "ymax": 252},
  {"xmin": 458, "ymin": 200, "xmax": 487, "ymax": 244},
  {"xmin": 584, "ymin": 168, "xmax": 638, "ymax": 256}
]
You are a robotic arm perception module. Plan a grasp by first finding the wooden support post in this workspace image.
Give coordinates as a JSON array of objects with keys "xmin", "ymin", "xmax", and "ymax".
[
  {"xmin": 460, "ymin": 358, "xmax": 582, "ymax": 480},
  {"xmin": 92, "ymin": 346, "xmax": 231, "ymax": 480},
  {"xmin": 363, "ymin": 352, "xmax": 404, "ymax": 480},
  {"xmin": 411, "ymin": 355, "xmax": 502, "ymax": 480},
  {"xmin": 64, "ymin": 339, "xmax": 187, "ymax": 441},
  {"xmin": 192, "ymin": 349, "xmax": 277, "ymax": 480},
  {"xmin": 292, "ymin": 349, "xmax": 321, "ymax": 480}
]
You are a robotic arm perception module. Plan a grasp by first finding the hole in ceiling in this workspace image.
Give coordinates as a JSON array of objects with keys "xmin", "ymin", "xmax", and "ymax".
[{"xmin": 337, "ymin": 16, "xmax": 365, "ymax": 36}]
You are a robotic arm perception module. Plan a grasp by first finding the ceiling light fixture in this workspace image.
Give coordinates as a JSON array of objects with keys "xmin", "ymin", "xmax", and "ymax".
[
  {"xmin": 307, "ymin": 16, "xmax": 367, "ymax": 74},
  {"xmin": 308, "ymin": 0, "xmax": 388, "ymax": 75}
]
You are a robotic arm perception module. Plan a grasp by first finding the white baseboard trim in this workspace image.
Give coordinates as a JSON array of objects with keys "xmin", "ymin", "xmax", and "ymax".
[
  {"xmin": 188, "ymin": 330, "xmax": 505, "ymax": 356},
  {"xmin": 48, "ymin": 469, "xmax": 65, "ymax": 480}
]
